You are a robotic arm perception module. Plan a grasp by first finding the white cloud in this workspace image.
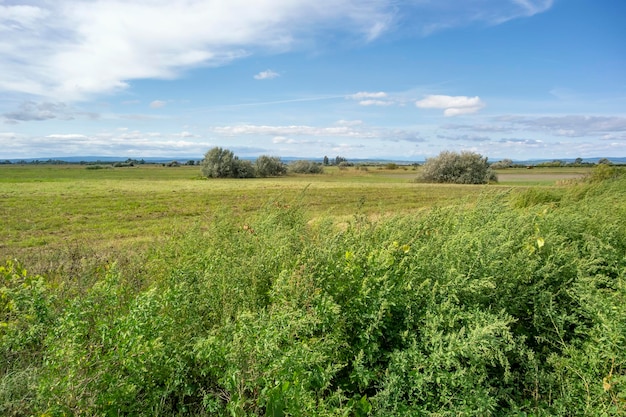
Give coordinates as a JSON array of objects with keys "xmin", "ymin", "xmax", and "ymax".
[
  {"xmin": 346, "ymin": 91, "xmax": 397, "ymax": 107},
  {"xmin": 2, "ymin": 101, "xmax": 99, "ymax": 123},
  {"xmin": 415, "ymin": 95, "xmax": 485, "ymax": 116},
  {"xmin": 511, "ymin": 0, "xmax": 554, "ymax": 17},
  {"xmin": 213, "ymin": 124, "xmax": 367, "ymax": 138},
  {"xmin": 359, "ymin": 100, "xmax": 394, "ymax": 106},
  {"xmin": 335, "ymin": 119, "xmax": 363, "ymax": 126},
  {"xmin": 347, "ymin": 91, "xmax": 388, "ymax": 100},
  {"xmin": 0, "ymin": 0, "xmax": 394, "ymax": 101},
  {"xmin": 212, "ymin": 123, "xmax": 426, "ymax": 145},
  {"xmin": 0, "ymin": 128, "xmax": 214, "ymax": 158},
  {"xmin": 411, "ymin": 0, "xmax": 554, "ymax": 35},
  {"xmin": 46, "ymin": 134, "xmax": 89, "ymax": 139},
  {"xmin": 493, "ymin": 115, "xmax": 626, "ymax": 137},
  {"xmin": 0, "ymin": 1, "xmax": 557, "ymax": 102},
  {"xmin": 150, "ymin": 100, "xmax": 167, "ymax": 109},
  {"xmin": 254, "ymin": 69, "xmax": 280, "ymax": 80},
  {"xmin": 176, "ymin": 131, "xmax": 197, "ymax": 138}
]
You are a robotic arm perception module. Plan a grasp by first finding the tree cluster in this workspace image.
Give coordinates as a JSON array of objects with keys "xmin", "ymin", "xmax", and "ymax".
[
  {"xmin": 322, "ymin": 155, "xmax": 349, "ymax": 166},
  {"xmin": 200, "ymin": 147, "xmax": 291, "ymax": 178}
]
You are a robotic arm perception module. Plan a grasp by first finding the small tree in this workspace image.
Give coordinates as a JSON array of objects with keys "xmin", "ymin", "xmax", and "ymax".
[
  {"xmin": 255, "ymin": 155, "xmax": 287, "ymax": 177},
  {"xmin": 419, "ymin": 150, "xmax": 496, "ymax": 184}
]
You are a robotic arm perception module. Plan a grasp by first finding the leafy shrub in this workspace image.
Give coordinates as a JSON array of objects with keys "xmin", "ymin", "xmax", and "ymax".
[
  {"xmin": 255, "ymin": 155, "xmax": 287, "ymax": 177},
  {"xmin": 288, "ymin": 160, "xmax": 324, "ymax": 174},
  {"xmin": 588, "ymin": 164, "xmax": 621, "ymax": 182},
  {"xmin": 0, "ymin": 261, "xmax": 54, "ymax": 417},
  {"xmin": 201, "ymin": 147, "xmax": 254, "ymax": 178},
  {"xmin": 419, "ymin": 150, "xmax": 497, "ymax": 184},
  {"xmin": 490, "ymin": 158, "xmax": 514, "ymax": 169},
  {"xmin": 4, "ymin": 175, "xmax": 626, "ymax": 416}
]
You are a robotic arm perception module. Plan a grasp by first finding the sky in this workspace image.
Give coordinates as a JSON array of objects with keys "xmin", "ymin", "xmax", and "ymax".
[{"xmin": 1, "ymin": 0, "xmax": 625, "ymax": 161}]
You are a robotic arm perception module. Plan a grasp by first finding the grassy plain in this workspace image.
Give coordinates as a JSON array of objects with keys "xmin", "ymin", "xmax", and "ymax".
[
  {"xmin": 2, "ymin": 162, "xmax": 625, "ymax": 416},
  {"xmin": 2, "ymin": 164, "xmax": 583, "ymax": 274}
]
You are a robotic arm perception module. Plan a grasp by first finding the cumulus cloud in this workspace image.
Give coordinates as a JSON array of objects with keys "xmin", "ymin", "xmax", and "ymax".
[
  {"xmin": 254, "ymin": 69, "xmax": 280, "ymax": 80},
  {"xmin": 346, "ymin": 91, "xmax": 397, "ymax": 106},
  {"xmin": 415, "ymin": 95, "xmax": 485, "ymax": 116}
]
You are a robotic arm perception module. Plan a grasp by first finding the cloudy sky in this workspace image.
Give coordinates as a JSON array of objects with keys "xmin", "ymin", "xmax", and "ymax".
[{"xmin": 1, "ymin": 0, "xmax": 625, "ymax": 160}]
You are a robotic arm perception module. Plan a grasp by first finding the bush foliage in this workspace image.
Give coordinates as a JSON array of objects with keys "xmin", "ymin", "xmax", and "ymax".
[
  {"xmin": 288, "ymin": 160, "xmax": 324, "ymax": 174},
  {"xmin": 420, "ymin": 150, "xmax": 497, "ymax": 184},
  {"xmin": 200, "ymin": 147, "xmax": 256, "ymax": 178},
  {"xmin": 201, "ymin": 147, "xmax": 310, "ymax": 178},
  {"xmin": 255, "ymin": 155, "xmax": 287, "ymax": 177},
  {"xmin": 1, "ymin": 172, "xmax": 625, "ymax": 416}
]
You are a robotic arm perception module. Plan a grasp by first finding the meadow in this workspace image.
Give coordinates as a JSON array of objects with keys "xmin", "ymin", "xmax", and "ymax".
[{"xmin": 1, "ymin": 163, "xmax": 624, "ymax": 416}]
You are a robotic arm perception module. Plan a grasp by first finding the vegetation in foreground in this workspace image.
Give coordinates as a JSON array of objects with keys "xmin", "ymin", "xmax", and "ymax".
[{"xmin": 1, "ymin": 166, "xmax": 625, "ymax": 416}]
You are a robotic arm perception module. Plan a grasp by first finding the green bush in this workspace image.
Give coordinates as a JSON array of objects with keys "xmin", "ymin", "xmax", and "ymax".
[
  {"xmin": 0, "ymin": 261, "xmax": 54, "ymax": 417},
  {"xmin": 419, "ymin": 150, "xmax": 497, "ymax": 184},
  {"xmin": 255, "ymin": 155, "xmax": 287, "ymax": 177},
  {"xmin": 201, "ymin": 147, "xmax": 254, "ymax": 178},
  {"xmin": 4, "ymin": 175, "xmax": 626, "ymax": 416},
  {"xmin": 288, "ymin": 160, "xmax": 324, "ymax": 174}
]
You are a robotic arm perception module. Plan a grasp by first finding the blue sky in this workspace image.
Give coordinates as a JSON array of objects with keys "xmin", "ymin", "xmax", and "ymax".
[{"xmin": 1, "ymin": 0, "xmax": 625, "ymax": 161}]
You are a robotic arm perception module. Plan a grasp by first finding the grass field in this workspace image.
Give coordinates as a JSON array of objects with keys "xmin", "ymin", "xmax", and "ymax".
[
  {"xmin": 0, "ymin": 164, "xmax": 589, "ymax": 273},
  {"xmin": 5, "ymin": 163, "xmax": 625, "ymax": 417}
]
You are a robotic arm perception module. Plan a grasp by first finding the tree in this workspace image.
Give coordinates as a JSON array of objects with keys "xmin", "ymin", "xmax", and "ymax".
[
  {"xmin": 201, "ymin": 147, "xmax": 253, "ymax": 178},
  {"xmin": 323, "ymin": 156, "xmax": 330, "ymax": 166},
  {"xmin": 419, "ymin": 150, "xmax": 497, "ymax": 184},
  {"xmin": 334, "ymin": 156, "xmax": 347, "ymax": 165},
  {"xmin": 255, "ymin": 155, "xmax": 287, "ymax": 177}
]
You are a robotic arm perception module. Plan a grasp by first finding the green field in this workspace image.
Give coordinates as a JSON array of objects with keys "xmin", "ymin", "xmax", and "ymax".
[
  {"xmin": 2, "ymin": 163, "xmax": 625, "ymax": 416},
  {"xmin": 0, "ymin": 164, "xmax": 590, "ymax": 271}
]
